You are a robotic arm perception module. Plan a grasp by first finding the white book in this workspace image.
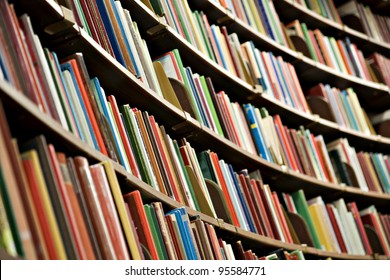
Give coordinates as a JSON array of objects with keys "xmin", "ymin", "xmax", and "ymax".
[
  {"xmin": 333, "ymin": 199, "xmax": 365, "ymax": 255},
  {"xmin": 62, "ymin": 70, "xmax": 95, "ymax": 148},
  {"xmin": 220, "ymin": 160, "xmax": 249, "ymax": 231}
]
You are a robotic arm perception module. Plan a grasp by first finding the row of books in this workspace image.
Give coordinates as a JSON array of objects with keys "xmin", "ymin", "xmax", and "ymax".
[
  {"xmin": 337, "ymin": 0, "xmax": 390, "ymax": 44},
  {"xmin": 286, "ymin": 19, "xmax": 389, "ymax": 86},
  {"xmin": 208, "ymin": 0, "xmax": 288, "ymax": 46},
  {"xmin": 142, "ymin": 0, "xmax": 313, "ymax": 114},
  {"xmin": 283, "ymin": 189, "xmax": 390, "ymax": 256},
  {"xmin": 293, "ymin": 0, "xmax": 342, "ymax": 24},
  {"xmin": 2, "ymin": 3, "xmax": 389, "ymax": 198},
  {"xmin": 0, "ymin": 112, "xmax": 304, "ymax": 260},
  {"xmin": 327, "ymin": 138, "xmax": 390, "ymax": 194},
  {"xmin": 306, "ymin": 84, "xmax": 375, "ymax": 135}
]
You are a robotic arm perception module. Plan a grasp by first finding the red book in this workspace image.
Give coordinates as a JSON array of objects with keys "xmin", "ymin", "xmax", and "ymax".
[
  {"xmin": 311, "ymin": 135, "xmax": 330, "ymax": 182},
  {"xmin": 274, "ymin": 115, "xmax": 299, "ymax": 172},
  {"xmin": 123, "ymin": 190, "xmax": 159, "ymax": 260},
  {"xmin": 74, "ymin": 157, "xmax": 116, "ymax": 259},
  {"xmin": 210, "ymin": 152, "xmax": 240, "ymax": 227},
  {"xmin": 56, "ymin": 153, "xmax": 96, "ymax": 259},
  {"xmin": 361, "ymin": 212, "xmax": 390, "ymax": 256},
  {"xmin": 90, "ymin": 164, "xmax": 129, "ymax": 260},
  {"xmin": 107, "ymin": 95, "xmax": 140, "ymax": 178},
  {"xmin": 21, "ymin": 158, "xmax": 57, "ymax": 259},
  {"xmin": 205, "ymin": 224, "xmax": 223, "ymax": 260},
  {"xmin": 149, "ymin": 115, "xmax": 183, "ymax": 203},
  {"xmin": 325, "ymin": 204, "xmax": 347, "ymax": 253},
  {"xmin": 255, "ymin": 180, "xmax": 278, "ymax": 239},
  {"xmin": 347, "ymin": 202, "xmax": 372, "ymax": 255},
  {"xmin": 272, "ymin": 192, "xmax": 293, "ymax": 244},
  {"xmin": 48, "ymin": 145, "xmax": 84, "ymax": 260},
  {"xmin": 67, "ymin": 59, "xmax": 108, "ymax": 156},
  {"xmin": 238, "ymin": 174, "xmax": 264, "ymax": 235}
]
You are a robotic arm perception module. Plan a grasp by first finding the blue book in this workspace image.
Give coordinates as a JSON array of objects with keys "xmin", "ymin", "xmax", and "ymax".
[
  {"xmin": 268, "ymin": 53, "xmax": 292, "ymax": 107},
  {"xmin": 371, "ymin": 154, "xmax": 390, "ymax": 193},
  {"xmin": 253, "ymin": 48, "xmax": 270, "ymax": 93},
  {"xmin": 166, "ymin": 208, "xmax": 198, "ymax": 260},
  {"xmin": 91, "ymin": 78, "xmax": 129, "ymax": 170},
  {"xmin": 243, "ymin": 104, "xmax": 271, "ymax": 161},
  {"xmin": 341, "ymin": 90, "xmax": 359, "ymax": 131},
  {"xmin": 185, "ymin": 67, "xmax": 209, "ymax": 126},
  {"xmin": 256, "ymin": 0, "xmax": 276, "ymax": 40},
  {"xmin": 220, "ymin": 161, "xmax": 249, "ymax": 231},
  {"xmin": 96, "ymin": 0, "xmax": 126, "ymax": 67},
  {"xmin": 0, "ymin": 54, "xmax": 10, "ymax": 82},
  {"xmin": 228, "ymin": 164, "xmax": 256, "ymax": 233},
  {"xmin": 60, "ymin": 62, "xmax": 99, "ymax": 150},
  {"xmin": 210, "ymin": 25, "xmax": 229, "ymax": 71},
  {"xmin": 108, "ymin": 0, "xmax": 140, "ymax": 76}
]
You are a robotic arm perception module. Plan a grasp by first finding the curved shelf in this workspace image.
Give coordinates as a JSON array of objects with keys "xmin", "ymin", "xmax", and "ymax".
[
  {"xmin": 274, "ymin": 0, "xmax": 390, "ymax": 57},
  {"xmin": 187, "ymin": 0, "xmax": 390, "ymax": 112},
  {"xmin": 23, "ymin": 0, "xmax": 390, "ymax": 154},
  {"xmin": 120, "ymin": 0, "xmax": 390, "ymax": 153},
  {"xmin": 0, "ymin": 80, "xmax": 382, "ymax": 260},
  {"xmin": 17, "ymin": 0, "xmax": 390, "ymax": 205}
]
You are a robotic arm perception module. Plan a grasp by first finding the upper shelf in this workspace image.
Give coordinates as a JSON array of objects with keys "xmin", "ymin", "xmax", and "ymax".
[
  {"xmin": 11, "ymin": 0, "xmax": 390, "ymax": 208},
  {"xmin": 274, "ymin": 0, "xmax": 390, "ymax": 57},
  {"xmin": 187, "ymin": 0, "xmax": 390, "ymax": 112}
]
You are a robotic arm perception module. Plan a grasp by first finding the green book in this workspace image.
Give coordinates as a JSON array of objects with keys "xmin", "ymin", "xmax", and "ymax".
[
  {"xmin": 200, "ymin": 76, "xmax": 224, "ymax": 137},
  {"xmin": 197, "ymin": 151, "xmax": 217, "ymax": 183},
  {"xmin": 144, "ymin": 204, "xmax": 168, "ymax": 260},
  {"xmin": 291, "ymin": 189, "xmax": 322, "ymax": 249},
  {"xmin": 194, "ymin": 11, "xmax": 215, "ymax": 62},
  {"xmin": 0, "ymin": 166, "xmax": 17, "ymax": 257},
  {"xmin": 300, "ymin": 23, "xmax": 319, "ymax": 62},
  {"xmin": 120, "ymin": 105, "xmax": 157, "ymax": 189},
  {"xmin": 149, "ymin": 0, "xmax": 165, "ymax": 16},
  {"xmin": 172, "ymin": 140, "xmax": 200, "ymax": 211}
]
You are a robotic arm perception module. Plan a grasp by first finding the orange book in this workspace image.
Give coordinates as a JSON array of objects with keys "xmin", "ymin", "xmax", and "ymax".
[
  {"xmin": 74, "ymin": 157, "xmax": 116, "ymax": 259},
  {"xmin": 313, "ymin": 29, "xmax": 335, "ymax": 68},
  {"xmin": 149, "ymin": 116, "xmax": 184, "ymax": 203},
  {"xmin": 337, "ymin": 40, "xmax": 354, "ymax": 75},
  {"xmin": 272, "ymin": 192, "xmax": 293, "ymax": 244},
  {"xmin": 67, "ymin": 59, "xmax": 108, "ymax": 156},
  {"xmin": 287, "ymin": 64, "xmax": 310, "ymax": 113},
  {"xmin": 107, "ymin": 95, "xmax": 140, "ymax": 178},
  {"xmin": 123, "ymin": 190, "xmax": 159, "ymax": 260},
  {"xmin": 209, "ymin": 152, "xmax": 240, "ymax": 227},
  {"xmin": 21, "ymin": 158, "xmax": 57, "ymax": 259},
  {"xmin": 48, "ymin": 145, "xmax": 85, "ymax": 260},
  {"xmin": 56, "ymin": 153, "xmax": 95, "ymax": 259},
  {"xmin": 308, "ymin": 30, "xmax": 325, "ymax": 65},
  {"xmin": 205, "ymin": 224, "xmax": 223, "ymax": 260},
  {"xmin": 273, "ymin": 115, "xmax": 299, "ymax": 172},
  {"xmin": 133, "ymin": 109, "xmax": 168, "ymax": 195}
]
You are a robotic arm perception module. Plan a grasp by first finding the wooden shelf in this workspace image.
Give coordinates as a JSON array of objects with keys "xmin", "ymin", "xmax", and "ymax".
[
  {"xmin": 6, "ymin": 0, "xmax": 390, "ymax": 260},
  {"xmin": 14, "ymin": 0, "xmax": 388, "ymax": 209},
  {"xmin": 2, "ymin": 80, "xmax": 380, "ymax": 260},
  {"xmin": 274, "ymin": 0, "xmax": 390, "ymax": 57},
  {"xmin": 121, "ymin": 0, "xmax": 390, "ymax": 152},
  {"xmin": 187, "ymin": 0, "xmax": 390, "ymax": 112}
]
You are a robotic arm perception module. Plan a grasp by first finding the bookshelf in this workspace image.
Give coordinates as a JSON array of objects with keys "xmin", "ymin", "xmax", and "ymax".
[{"xmin": 0, "ymin": 0, "xmax": 389, "ymax": 260}]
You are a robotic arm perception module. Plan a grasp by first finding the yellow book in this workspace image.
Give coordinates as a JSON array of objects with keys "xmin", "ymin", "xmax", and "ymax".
[
  {"xmin": 22, "ymin": 150, "xmax": 67, "ymax": 259},
  {"xmin": 101, "ymin": 161, "xmax": 142, "ymax": 260},
  {"xmin": 153, "ymin": 61, "xmax": 183, "ymax": 111},
  {"xmin": 247, "ymin": 0, "xmax": 266, "ymax": 34},
  {"xmin": 347, "ymin": 89, "xmax": 370, "ymax": 134}
]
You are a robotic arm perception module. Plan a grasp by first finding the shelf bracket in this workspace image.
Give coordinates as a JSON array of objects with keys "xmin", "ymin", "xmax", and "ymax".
[
  {"xmin": 146, "ymin": 22, "xmax": 167, "ymax": 37},
  {"xmin": 44, "ymin": 5, "xmax": 76, "ymax": 35}
]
